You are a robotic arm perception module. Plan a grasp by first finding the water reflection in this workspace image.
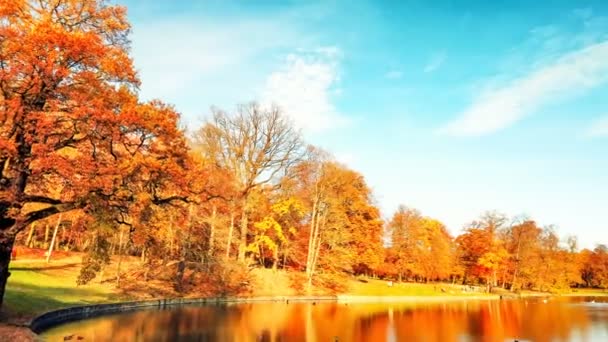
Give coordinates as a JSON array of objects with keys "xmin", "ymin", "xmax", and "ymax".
[{"xmin": 41, "ymin": 297, "xmax": 608, "ymax": 341}]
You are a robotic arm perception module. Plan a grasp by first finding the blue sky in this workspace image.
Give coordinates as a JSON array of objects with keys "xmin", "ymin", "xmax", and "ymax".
[{"xmin": 121, "ymin": 0, "xmax": 608, "ymax": 249}]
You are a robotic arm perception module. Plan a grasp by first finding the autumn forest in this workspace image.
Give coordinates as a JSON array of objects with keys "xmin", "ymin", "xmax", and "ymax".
[{"xmin": 1, "ymin": 0, "xmax": 608, "ymax": 313}]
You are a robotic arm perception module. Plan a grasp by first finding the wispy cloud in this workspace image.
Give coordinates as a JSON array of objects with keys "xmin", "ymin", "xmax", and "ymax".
[
  {"xmin": 385, "ymin": 70, "xmax": 403, "ymax": 79},
  {"xmin": 440, "ymin": 41, "xmax": 608, "ymax": 136},
  {"xmin": 335, "ymin": 151, "xmax": 357, "ymax": 166},
  {"xmin": 132, "ymin": 18, "xmax": 296, "ymax": 98},
  {"xmin": 261, "ymin": 47, "xmax": 348, "ymax": 133},
  {"xmin": 423, "ymin": 52, "xmax": 446, "ymax": 73},
  {"xmin": 587, "ymin": 116, "xmax": 608, "ymax": 137},
  {"xmin": 127, "ymin": 12, "xmax": 312, "ymax": 129}
]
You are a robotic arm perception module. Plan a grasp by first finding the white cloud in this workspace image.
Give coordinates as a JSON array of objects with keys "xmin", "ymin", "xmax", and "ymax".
[
  {"xmin": 335, "ymin": 151, "xmax": 357, "ymax": 166},
  {"xmin": 261, "ymin": 47, "xmax": 348, "ymax": 132},
  {"xmin": 131, "ymin": 18, "xmax": 296, "ymax": 98},
  {"xmin": 385, "ymin": 70, "xmax": 403, "ymax": 79},
  {"xmin": 423, "ymin": 52, "xmax": 446, "ymax": 73},
  {"xmin": 587, "ymin": 116, "xmax": 608, "ymax": 137},
  {"xmin": 440, "ymin": 41, "xmax": 608, "ymax": 136}
]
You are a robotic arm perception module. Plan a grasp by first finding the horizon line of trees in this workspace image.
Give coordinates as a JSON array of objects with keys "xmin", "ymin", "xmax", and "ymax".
[{"xmin": 385, "ymin": 208, "xmax": 608, "ymax": 291}]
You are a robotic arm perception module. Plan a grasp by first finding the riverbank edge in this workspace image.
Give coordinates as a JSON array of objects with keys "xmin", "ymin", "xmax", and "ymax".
[
  {"xmin": 29, "ymin": 296, "xmax": 334, "ymax": 334},
  {"xmin": 30, "ymin": 294, "xmax": 502, "ymax": 335},
  {"xmin": 28, "ymin": 291, "xmax": 608, "ymax": 337},
  {"xmin": 335, "ymin": 294, "xmax": 499, "ymax": 303}
]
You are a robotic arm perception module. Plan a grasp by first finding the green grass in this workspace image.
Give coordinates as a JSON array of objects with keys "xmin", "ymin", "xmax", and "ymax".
[
  {"xmin": 5, "ymin": 259, "xmax": 120, "ymax": 317},
  {"xmin": 3, "ymin": 259, "xmax": 510, "ymax": 319}
]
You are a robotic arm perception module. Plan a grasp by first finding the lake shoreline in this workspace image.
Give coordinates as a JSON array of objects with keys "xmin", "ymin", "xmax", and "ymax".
[
  {"xmin": 4, "ymin": 257, "xmax": 607, "ymax": 341},
  {"xmin": 29, "ymin": 294, "xmax": 502, "ymax": 334},
  {"xmin": 3, "ymin": 290, "xmax": 607, "ymax": 341},
  {"xmin": 336, "ymin": 294, "xmax": 498, "ymax": 302}
]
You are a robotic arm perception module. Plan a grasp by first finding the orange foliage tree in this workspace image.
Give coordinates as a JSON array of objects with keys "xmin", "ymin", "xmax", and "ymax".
[
  {"xmin": 288, "ymin": 155, "xmax": 383, "ymax": 287},
  {"xmin": 388, "ymin": 206, "xmax": 454, "ymax": 282},
  {"xmin": 0, "ymin": 0, "xmax": 190, "ymax": 307}
]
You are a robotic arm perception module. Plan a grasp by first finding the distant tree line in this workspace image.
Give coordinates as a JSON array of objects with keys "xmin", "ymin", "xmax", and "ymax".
[{"xmin": 385, "ymin": 209, "xmax": 607, "ymax": 292}]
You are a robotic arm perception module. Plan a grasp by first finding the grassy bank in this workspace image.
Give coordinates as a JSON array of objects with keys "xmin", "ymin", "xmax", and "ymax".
[
  {"xmin": 2, "ymin": 257, "xmax": 490, "ymax": 323},
  {"xmin": 4, "ymin": 258, "xmax": 124, "ymax": 320},
  {"xmin": 4, "ymin": 254, "xmax": 607, "ymax": 342},
  {"xmin": 2, "ymin": 253, "xmax": 602, "ymax": 326}
]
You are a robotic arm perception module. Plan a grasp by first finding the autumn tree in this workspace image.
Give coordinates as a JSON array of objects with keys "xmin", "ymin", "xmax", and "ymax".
[
  {"xmin": 287, "ymin": 154, "xmax": 383, "ymax": 287},
  {"xmin": 388, "ymin": 206, "xmax": 454, "ymax": 282},
  {"xmin": 193, "ymin": 104, "xmax": 304, "ymax": 262},
  {"xmin": 456, "ymin": 228, "xmax": 492, "ymax": 285},
  {"xmin": 388, "ymin": 206, "xmax": 422, "ymax": 281},
  {"xmin": 592, "ymin": 245, "xmax": 608, "ymax": 287},
  {"xmin": 455, "ymin": 212, "xmax": 512, "ymax": 289},
  {"xmin": 248, "ymin": 192, "xmax": 303, "ymax": 269},
  {"xmin": 580, "ymin": 245, "xmax": 608, "ymax": 288},
  {"xmin": 502, "ymin": 219, "xmax": 542, "ymax": 290},
  {"xmin": 454, "ymin": 214, "xmax": 585, "ymax": 292},
  {"xmin": 421, "ymin": 218, "xmax": 454, "ymax": 281},
  {"xmin": 538, "ymin": 229, "xmax": 582, "ymax": 290},
  {"xmin": 0, "ymin": 0, "xmax": 190, "ymax": 307}
]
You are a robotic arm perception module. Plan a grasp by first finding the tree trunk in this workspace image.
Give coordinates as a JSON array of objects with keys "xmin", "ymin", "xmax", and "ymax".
[
  {"xmin": 97, "ymin": 231, "xmax": 105, "ymax": 284},
  {"xmin": 305, "ymin": 198, "xmax": 318, "ymax": 277},
  {"xmin": 258, "ymin": 244, "xmax": 265, "ymax": 267},
  {"xmin": 272, "ymin": 244, "xmax": 279, "ymax": 271},
  {"xmin": 175, "ymin": 235, "xmax": 187, "ymax": 292},
  {"xmin": 510, "ymin": 231, "xmax": 523, "ymax": 291},
  {"xmin": 46, "ymin": 214, "xmax": 62, "ymax": 263},
  {"xmin": 0, "ymin": 233, "xmax": 16, "ymax": 309},
  {"xmin": 226, "ymin": 209, "xmax": 234, "ymax": 259},
  {"xmin": 176, "ymin": 204, "xmax": 194, "ymax": 292},
  {"xmin": 308, "ymin": 229, "xmax": 323, "ymax": 288},
  {"xmin": 175, "ymin": 260, "xmax": 185, "ymax": 293},
  {"xmin": 25, "ymin": 223, "xmax": 36, "ymax": 248},
  {"xmin": 168, "ymin": 214, "xmax": 174, "ymax": 258},
  {"xmin": 307, "ymin": 212, "xmax": 324, "ymax": 288},
  {"xmin": 237, "ymin": 210, "xmax": 248, "ymax": 262},
  {"xmin": 82, "ymin": 237, "xmax": 91, "ymax": 252},
  {"xmin": 208, "ymin": 206, "xmax": 216, "ymax": 257},
  {"xmin": 44, "ymin": 224, "xmax": 50, "ymax": 249},
  {"xmin": 60, "ymin": 225, "xmax": 66, "ymax": 251},
  {"xmin": 116, "ymin": 227, "xmax": 124, "ymax": 287},
  {"xmin": 282, "ymin": 247, "xmax": 288, "ymax": 270},
  {"xmin": 510, "ymin": 269, "xmax": 519, "ymax": 291},
  {"xmin": 140, "ymin": 247, "xmax": 146, "ymax": 264},
  {"xmin": 109, "ymin": 239, "xmax": 116, "ymax": 256}
]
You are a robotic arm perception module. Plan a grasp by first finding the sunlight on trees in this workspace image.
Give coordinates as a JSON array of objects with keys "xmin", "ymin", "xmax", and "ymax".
[{"xmin": 1, "ymin": 0, "xmax": 607, "ymax": 311}]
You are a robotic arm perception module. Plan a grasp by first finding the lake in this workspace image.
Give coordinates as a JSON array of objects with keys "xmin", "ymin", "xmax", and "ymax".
[{"xmin": 40, "ymin": 297, "xmax": 608, "ymax": 341}]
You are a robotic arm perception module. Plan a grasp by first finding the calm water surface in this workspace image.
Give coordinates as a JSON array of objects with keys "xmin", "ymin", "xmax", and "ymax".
[{"xmin": 40, "ymin": 297, "xmax": 608, "ymax": 341}]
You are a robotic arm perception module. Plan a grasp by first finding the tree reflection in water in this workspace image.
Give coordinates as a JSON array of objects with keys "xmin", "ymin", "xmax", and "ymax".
[{"xmin": 42, "ymin": 297, "xmax": 608, "ymax": 341}]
